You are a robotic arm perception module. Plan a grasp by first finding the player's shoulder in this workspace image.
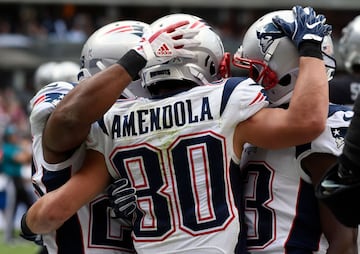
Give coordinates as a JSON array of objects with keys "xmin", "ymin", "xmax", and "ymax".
[
  {"xmin": 30, "ymin": 81, "xmax": 77, "ymax": 109},
  {"xmin": 220, "ymin": 77, "xmax": 267, "ymax": 107}
]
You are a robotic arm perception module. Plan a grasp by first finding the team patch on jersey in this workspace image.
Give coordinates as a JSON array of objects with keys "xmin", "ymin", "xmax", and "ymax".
[
  {"xmin": 32, "ymin": 92, "xmax": 65, "ymax": 107},
  {"xmin": 331, "ymin": 127, "xmax": 347, "ymax": 149}
]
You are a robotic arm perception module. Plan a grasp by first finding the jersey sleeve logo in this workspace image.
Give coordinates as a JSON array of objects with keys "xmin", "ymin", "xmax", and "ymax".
[
  {"xmin": 331, "ymin": 127, "xmax": 347, "ymax": 149},
  {"xmin": 32, "ymin": 92, "xmax": 65, "ymax": 107}
]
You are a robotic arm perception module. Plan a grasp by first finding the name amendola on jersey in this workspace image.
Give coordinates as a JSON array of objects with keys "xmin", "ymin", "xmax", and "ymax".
[
  {"xmin": 100, "ymin": 77, "xmax": 269, "ymax": 139},
  {"xmin": 108, "ymin": 96, "xmax": 213, "ymax": 139}
]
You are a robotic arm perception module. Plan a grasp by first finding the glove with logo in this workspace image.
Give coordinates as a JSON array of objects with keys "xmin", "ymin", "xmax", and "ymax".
[
  {"xmin": 272, "ymin": 6, "xmax": 332, "ymax": 59},
  {"xmin": 117, "ymin": 21, "xmax": 200, "ymax": 80},
  {"xmin": 107, "ymin": 178, "xmax": 137, "ymax": 227},
  {"xmin": 273, "ymin": 5, "xmax": 332, "ymax": 47}
]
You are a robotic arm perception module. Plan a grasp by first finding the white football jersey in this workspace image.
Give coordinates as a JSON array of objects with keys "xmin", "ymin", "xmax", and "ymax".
[
  {"xmin": 30, "ymin": 81, "xmax": 134, "ymax": 254},
  {"xmin": 240, "ymin": 104, "xmax": 353, "ymax": 253},
  {"xmin": 87, "ymin": 77, "xmax": 268, "ymax": 254}
]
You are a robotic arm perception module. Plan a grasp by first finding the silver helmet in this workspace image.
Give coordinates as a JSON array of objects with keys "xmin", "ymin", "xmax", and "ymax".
[
  {"xmin": 34, "ymin": 61, "xmax": 79, "ymax": 91},
  {"xmin": 78, "ymin": 20, "xmax": 151, "ymax": 98},
  {"xmin": 140, "ymin": 13, "xmax": 230, "ymax": 89},
  {"xmin": 338, "ymin": 15, "xmax": 360, "ymax": 74},
  {"xmin": 233, "ymin": 10, "xmax": 336, "ymax": 107}
]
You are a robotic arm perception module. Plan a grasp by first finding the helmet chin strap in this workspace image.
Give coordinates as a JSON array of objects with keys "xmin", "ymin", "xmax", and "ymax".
[
  {"xmin": 188, "ymin": 66, "xmax": 209, "ymax": 85},
  {"xmin": 96, "ymin": 61, "xmax": 107, "ymax": 71},
  {"xmin": 264, "ymin": 38, "xmax": 280, "ymax": 63}
]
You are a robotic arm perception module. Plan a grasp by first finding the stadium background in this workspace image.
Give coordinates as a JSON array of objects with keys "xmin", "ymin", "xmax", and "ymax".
[{"xmin": 0, "ymin": 0, "xmax": 359, "ymax": 253}]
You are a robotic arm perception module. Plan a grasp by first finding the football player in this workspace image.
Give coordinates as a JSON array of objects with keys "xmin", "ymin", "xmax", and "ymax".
[
  {"xmin": 21, "ymin": 20, "xmax": 150, "ymax": 254},
  {"xmin": 234, "ymin": 9, "xmax": 358, "ymax": 254},
  {"xmin": 328, "ymin": 15, "xmax": 360, "ymax": 107},
  {"xmin": 316, "ymin": 72, "xmax": 360, "ymax": 228},
  {"xmin": 309, "ymin": 17, "xmax": 360, "ymax": 230},
  {"xmin": 22, "ymin": 8, "xmax": 331, "ymax": 253}
]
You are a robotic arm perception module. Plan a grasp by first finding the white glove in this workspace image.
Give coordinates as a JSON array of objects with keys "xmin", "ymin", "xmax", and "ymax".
[{"xmin": 134, "ymin": 20, "xmax": 200, "ymax": 67}]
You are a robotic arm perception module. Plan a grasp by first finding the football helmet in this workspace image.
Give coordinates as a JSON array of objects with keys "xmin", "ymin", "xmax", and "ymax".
[
  {"xmin": 233, "ymin": 10, "xmax": 336, "ymax": 107},
  {"xmin": 34, "ymin": 61, "xmax": 79, "ymax": 91},
  {"xmin": 140, "ymin": 13, "xmax": 230, "ymax": 89},
  {"xmin": 338, "ymin": 15, "xmax": 360, "ymax": 74},
  {"xmin": 78, "ymin": 20, "xmax": 151, "ymax": 98}
]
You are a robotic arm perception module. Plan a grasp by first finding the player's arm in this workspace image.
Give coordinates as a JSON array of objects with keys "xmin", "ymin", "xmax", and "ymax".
[
  {"xmin": 42, "ymin": 22, "xmax": 200, "ymax": 163},
  {"xmin": 42, "ymin": 63, "xmax": 135, "ymax": 163},
  {"xmin": 302, "ymin": 153, "xmax": 358, "ymax": 254},
  {"xmin": 235, "ymin": 6, "xmax": 330, "ymax": 151},
  {"xmin": 236, "ymin": 56, "xmax": 328, "ymax": 150},
  {"xmin": 22, "ymin": 149, "xmax": 110, "ymax": 234}
]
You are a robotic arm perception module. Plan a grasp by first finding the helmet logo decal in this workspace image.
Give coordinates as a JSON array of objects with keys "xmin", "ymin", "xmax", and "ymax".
[
  {"xmin": 256, "ymin": 23, "xmax": 283, "ymax": 54},
  {"xmin": 104, "ymin": 25, "xmax": 144, "ymax": 37}
]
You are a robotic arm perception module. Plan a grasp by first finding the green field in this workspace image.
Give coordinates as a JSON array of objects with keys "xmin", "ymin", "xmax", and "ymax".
[{"xmin": 0, "ymin": 231, "xmax": 41, "ymax": 254}]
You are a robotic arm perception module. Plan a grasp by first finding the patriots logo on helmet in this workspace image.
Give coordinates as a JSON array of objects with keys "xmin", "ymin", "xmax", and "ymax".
[
  {"xmin": 256, "ymin": 23, "xmax": 284, "ymax": 54},
  {"xmin": 104, "ymin": 25, "xmax": 145, "ymax": 37},
  {"xmin": 331, "ymin": 127, "xmax": 347, "ymax": 149}
]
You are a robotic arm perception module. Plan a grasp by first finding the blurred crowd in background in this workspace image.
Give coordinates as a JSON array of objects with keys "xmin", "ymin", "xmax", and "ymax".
[{"xmin": 0, "ymin": 2, "xmax": 359, "ymax": 245}]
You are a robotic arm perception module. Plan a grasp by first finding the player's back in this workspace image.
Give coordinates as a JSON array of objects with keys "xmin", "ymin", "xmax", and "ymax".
[
  {"xmin": 30, "ymin": 81, "xmax": 134, "ymax": 254},
  {"xmin": 87, "ymin": 77, "xmax": 268, "ymax": 254},
  {"xmin": 240, "ymin": 104, "xmax": 353, "ymax": 253}
]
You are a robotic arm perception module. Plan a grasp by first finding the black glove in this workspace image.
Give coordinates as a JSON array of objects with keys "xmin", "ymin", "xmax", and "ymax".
[
  {"xmin": 107, "ymin": 178, "xmax": 137, "ymax": 226},
  {"xmin": 20, "ymin": 212, "xmax": 44, "ymax": 246}
]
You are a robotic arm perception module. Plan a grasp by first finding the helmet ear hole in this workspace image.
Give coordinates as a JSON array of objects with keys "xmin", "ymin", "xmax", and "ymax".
[
  {"xmin": 278, "ymin": 74, "xmax": 291, "ymax": 86},
  {"xmin": 210, "ymin": 61, "xmax": 216, "ymax": 75}
]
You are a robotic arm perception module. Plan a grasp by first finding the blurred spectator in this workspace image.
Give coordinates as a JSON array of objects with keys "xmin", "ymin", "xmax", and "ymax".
[
  {"xmin": 66, "ymin": 13, "xmax": 93, "ymax": 43},
  {"xmin": 1, "ymin": 124, "xmax": 33, "ymax": 244},
  {"xmin": 0, "ymin": 88, "xmax": 30, "ymax": 136}
]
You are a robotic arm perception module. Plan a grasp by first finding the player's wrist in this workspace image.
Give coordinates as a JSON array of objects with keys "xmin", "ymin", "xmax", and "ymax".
[
  {"xmin": 298, "ymin": 41, "xmax": 322, "ymax": 59},
  {"xmin": 117, "ymin": 49, "xmax": 147, "ymax": 80},
  {"xmin": 21, "ymin": 212, "xmax": 36, "ymax": 236}
]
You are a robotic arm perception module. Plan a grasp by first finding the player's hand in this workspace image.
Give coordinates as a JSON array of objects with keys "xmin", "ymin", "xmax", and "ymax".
[
  {"xmin": 107, "ymin": 178, "xmax": 136, "ymax": 226},
  {"xmin": 134, "ymin": 20, "xmax": 200, "ymax": 67},
  {"xmin": 20, "ymin": 212, "xmax": 44, "ymax": 246},
  {"xmin": 272, "ymin": 5, "xmax": 332, "ymax": 47}
]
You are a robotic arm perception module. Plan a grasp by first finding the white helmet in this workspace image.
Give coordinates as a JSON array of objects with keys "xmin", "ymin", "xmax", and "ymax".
[
  {"xmin": 78, "ymin": 20, "xmax": 151, "ymax": 98},
  {"xmin": 140, "ymin": 13, "xmax": 230, "ymax": 89},
  {"xmin": 233, "ymin": 10, "xmax": 336, "ymax": 107},
  {"xmin": 34, "ymin": 61, "xmax": 79, "ymax": 91},
  {"xmin": 338, "ymin": 15, "xmax": 360, "ymax": 74}
]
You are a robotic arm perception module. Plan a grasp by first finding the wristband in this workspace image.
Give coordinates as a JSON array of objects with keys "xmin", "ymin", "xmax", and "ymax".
[
  {"xmin": 117, "ymin": 50, "xmax": 147, "ymax": 80},
  {"xmin": 21, "ymin": 212, "xmax": 35, "ymax": 236},
  {"xmin": 298, "ymin": 41, "xmax": 322, "ymax": 59}
]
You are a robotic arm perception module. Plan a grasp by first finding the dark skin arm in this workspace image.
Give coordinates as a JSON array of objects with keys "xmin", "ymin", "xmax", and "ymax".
[
  {"xmin": 42, "ymin": 64, "xmax": 132, "ymax": 163},
  {"xmin": 302, "ymin": 153, "xmax": 358, "ymax": 254}
]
